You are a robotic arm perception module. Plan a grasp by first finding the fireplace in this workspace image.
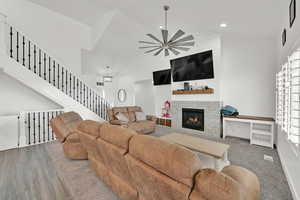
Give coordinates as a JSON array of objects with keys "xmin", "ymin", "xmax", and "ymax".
[{"xmin": 182, "ymin": 108, "xmax": 204, "ymax": 131}]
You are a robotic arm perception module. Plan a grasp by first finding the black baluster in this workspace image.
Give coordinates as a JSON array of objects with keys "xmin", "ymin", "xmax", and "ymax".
[
  {"xmin": 22, "ymin": 36, "xmax": 25, "ymax": 66},
  {"xmin": 83, "ymin": 84, "xmax": 86, "ymax": 106},
  {"xmin": 57, "ymin": 64, "xmax": 60, "ymax": 89},
  {"xmin": 73, "ymin": 76, "xmax": 75, "ymax": 99},
  {"xmin": 9, "ymin": 26, "xmax": 13, "ymax": 58},
  {"xmin": 65, "ymin": 70, "xmax": 68, "ymax": 95},
  {"xmin": 62, "ymin": 68, "xmax": 64, "ymax": 91},
  {"xmin": 38, "ymin": 112, "xmax": 41, "ymax": 143},
  {"xmin": 28, "ymin": 41, "xmax": 31, "ymax": 70},
  {"xmin": 53, "ymin": 61, "xmax": 56, "ymax": 86},
  {"xmin": 95, "ymin": 95, "xmax": 98, "ymax": 115},
  {"xmin": 80, "ymin": 81, "xmax": 82, "ymax": 104},
  {"xmin": 43, "ymin": 112, "xmax": 45, "ymax": 142},
  {"xmin": 47, "ymin": 112, "xmax": 50, "ymax": 141},
  {"xmin": 43, "ymin": 53, "xmax": 46, "ymax": 80},
  {"xmin": 93, "ymin": 91, "xmax": 95, "ymax": 112},
  {"xmin": 89, "ymin": 89, "xmax": 92, "ymax": 109},
  {"xmin": 76, "ymin": 79, "xmax": 79, "ymax": 101},
  {"xmin": 48, "ymin": 57, "xmax": 51, "ymax": 83},
  {"xmin": 33, "ymin": 112, "xmax": 36, "ymax": 144},
  {"xmin": 69, "ymin": 73, "xmax": 72, "ymax": 96},
  {"xmin": 39, "ymin": 49, "xmax": 41, "ymax": 77},
  {"xmin": 28, "ymin": 113, "xmax": 31, "ymax": 145},
  {"xmin": 34, "ymin": 45, "xmax": 37, "ymax": 74},
  {"xmin": 16, "ymin": 32, "xmax": 19, "ymax": 62},
  {"xmin": 51, "ymin": 112, "xmax": 54, "ymax": 140}
]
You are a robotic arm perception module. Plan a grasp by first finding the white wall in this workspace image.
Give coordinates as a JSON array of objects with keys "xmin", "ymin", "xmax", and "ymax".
[
  {"xmin": 0, "ymin": 72, "xmax": 61, "ymax": 116},
  {"xmin": 221, "ymin": 35, "xmax": 277, "ymax": 117},
  {"xmin": 276, "ymin": 0, "xmax": 300, "ymax": 199},
  {"xmin": 134, "ymin": 79, "xmax": 155, "ymax": 115},
  {"xmin": 0, "ymin": 0, "xmax": 90, "ymax": 75},
  {"xmin": 153, "ymin": 84, "xmax": 172, "ymax": 116}
]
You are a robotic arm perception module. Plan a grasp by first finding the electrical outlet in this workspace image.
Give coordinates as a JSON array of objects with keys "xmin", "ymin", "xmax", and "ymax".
[{"xmin": 264, "ymin": 155, "xmax": 274, "ymax": 162}]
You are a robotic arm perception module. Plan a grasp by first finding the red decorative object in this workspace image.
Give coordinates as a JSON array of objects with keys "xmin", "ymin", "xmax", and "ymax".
[{"xmin": 162, "ymin": 100, "xmax": 171, "ymax": 118}]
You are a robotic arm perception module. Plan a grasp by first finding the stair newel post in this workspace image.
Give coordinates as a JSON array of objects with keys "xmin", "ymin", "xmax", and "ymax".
[{"xmin": 0, "ymin": 13, "xmax": 8, "ymax": 56}]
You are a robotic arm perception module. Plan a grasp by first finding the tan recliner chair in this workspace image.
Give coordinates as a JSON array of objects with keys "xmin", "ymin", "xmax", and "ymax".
[
  {"xmin": 107, "ymin": 106, "xmax": 157, "ymax": 134},
  {"xmin": 50, "ymin": 112, "xmax": 88, "ymax": 159}
]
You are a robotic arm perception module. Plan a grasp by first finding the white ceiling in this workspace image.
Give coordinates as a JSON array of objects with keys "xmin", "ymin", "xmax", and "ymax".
[{"xmin": 29, "ymin": 0, "xmax": 286, "ymax": 38}]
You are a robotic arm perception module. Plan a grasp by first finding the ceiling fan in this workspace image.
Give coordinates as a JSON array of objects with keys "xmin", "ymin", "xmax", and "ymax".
[{"xmin": 139, "ymin": 5, "xmax": 195, "ymax": 57}]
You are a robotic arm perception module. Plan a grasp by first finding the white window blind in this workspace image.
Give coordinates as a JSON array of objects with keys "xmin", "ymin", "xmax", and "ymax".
[
  {"xmin": 276, "ymin": 49, "xmax": 300, "ymax": 148},
  {"xmin": 289, "ymin": 50, "xmax": 300, "ymax": 145}
]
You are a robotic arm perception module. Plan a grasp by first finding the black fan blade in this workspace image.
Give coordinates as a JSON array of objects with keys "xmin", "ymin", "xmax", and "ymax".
[
  {"xmin": 146, "ymin": 34, "xmax": 163, "ymax": 44},
  {"xmin": 171, "ymin": 46, "xmax": 190, "ymax": 51},
  {"xmin": 162, "ymin": 29, "xmax": 168, "ymax": 44},
  {"xmin": 139, "ymin": 41, "xmax": 159, "ymax": 45},
  {"xmin": 154, "ymin": 48, "xmax": 164, "ymax": 56},
  {"xmin": 168, "ymin": 30, "xmax": 185, "ymax": 43},
  {"xmin": 171, "ymin": 41, "xmax": 195, "ymax": 47},
  {"xmin": 170, "ymin": 35, "xmax": 194, "ymax": 45},
  {"xmin": 139, "ymin": 46, "xmax": 161, "ymax": 49},
  {"xmin": 145, "ymin": 47, "xmax": 162, "ymax": 54},
  {"xmin": 169, "ymin": 48, "xmax": 180, "ymax": 55}
]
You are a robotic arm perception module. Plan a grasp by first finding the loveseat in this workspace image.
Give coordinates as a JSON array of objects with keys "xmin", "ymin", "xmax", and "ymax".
[
  {"xmin": 50, "ymin": 112, "xmax": 88, "ymax": 159},
  {"xmin": 107, "ymin": 106, "xmax": 157, "ymax": 134},
  {"xmin": 75, "ymin": 120, "xmax": 260, "ymax": 200}
]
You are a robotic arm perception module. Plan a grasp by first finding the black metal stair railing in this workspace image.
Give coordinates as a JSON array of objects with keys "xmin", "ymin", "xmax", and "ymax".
[
  {"xmin": 8, "ymin": 26, "xmax": 111, "ymax": 120},
  {"xmin": 24, "ymin": 110, "xmax": 64, "ymax": 145}
]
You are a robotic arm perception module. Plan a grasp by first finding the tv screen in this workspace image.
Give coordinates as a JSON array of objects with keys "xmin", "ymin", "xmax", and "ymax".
[
  {"xmin": 171, "ymin": 50, "xmax": 214, "ymax": 82},
  {"xmin": 153, "ymin": 69, "xmax": 171, "ymax": 86}
]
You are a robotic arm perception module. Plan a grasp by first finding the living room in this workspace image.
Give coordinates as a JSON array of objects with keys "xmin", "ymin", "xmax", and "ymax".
[{"xmin": 0, "ymin": 0, "xmax": 299, "ymax": 200}]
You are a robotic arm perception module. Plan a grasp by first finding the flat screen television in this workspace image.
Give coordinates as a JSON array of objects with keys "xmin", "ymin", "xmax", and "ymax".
[
  {"xmin": 153, "ymin": 69, "xmax": 171, "ymax": 86},
  {"xmin": 171, "ymin": 50, "xmax": 214, "ymax": 82}
]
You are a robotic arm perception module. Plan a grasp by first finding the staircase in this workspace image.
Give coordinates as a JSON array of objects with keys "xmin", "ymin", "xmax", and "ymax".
[{"xmin": 0, "ymin": 15, "xmax": 112, "ymax": 148}]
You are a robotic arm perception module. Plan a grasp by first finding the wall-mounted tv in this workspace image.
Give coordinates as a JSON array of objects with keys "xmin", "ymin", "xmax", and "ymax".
[
  {"xmin": 153, "ymin": 69, "xmax": 171, "ymax": 86},
  {"xmin": 171, "ymin": 50, "xmax": 214, "ymax": 82}
]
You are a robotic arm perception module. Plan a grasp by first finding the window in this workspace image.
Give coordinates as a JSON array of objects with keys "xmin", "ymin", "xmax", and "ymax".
[{"xmin": 276, "ymin": 49, "xmax": 300, "ymax": 148}]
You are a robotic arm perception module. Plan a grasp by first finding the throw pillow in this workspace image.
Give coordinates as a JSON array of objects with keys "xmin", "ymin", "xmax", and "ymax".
[
  {"xmin": 115, "ymin": 112, "xmax": 129, "ymax": 122},
  {"xmin": 135, "ymin": 112, "xmax": 146, "ymax": 121}
]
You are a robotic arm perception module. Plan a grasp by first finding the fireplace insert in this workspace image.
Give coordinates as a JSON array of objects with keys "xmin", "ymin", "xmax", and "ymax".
[{"xmin": 182, "ymin": 108, "xmax": 204, "ymax": 131}]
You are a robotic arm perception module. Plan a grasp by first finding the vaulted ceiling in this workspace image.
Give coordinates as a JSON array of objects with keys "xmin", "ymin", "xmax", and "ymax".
[
  {"xmin": 29, "ymin": 0, "xmax": 286, "ymax": 37},
  {"xmin": 28, "ymin": 0, "xmax": 286, "ymax": 78}
]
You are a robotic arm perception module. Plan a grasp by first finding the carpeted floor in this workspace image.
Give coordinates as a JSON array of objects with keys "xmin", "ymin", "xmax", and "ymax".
[{"xmin": 44, "ymin": 126, "xmax": 293, "ymax": 200}]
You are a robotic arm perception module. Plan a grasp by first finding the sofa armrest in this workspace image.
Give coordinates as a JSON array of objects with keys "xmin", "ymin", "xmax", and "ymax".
[
  {"xmin": 190, "ymin": 166, "xmax": 260, "ymax": 200},
  {"xmin": 221, "ymin": 165, "xmax": 260, "ymax": 200},
  {"xmin": 146, "ymin": 115, "xmax": 157, "ymax": 122},
  {"xmin": 110, "ymin": 120, "xmax": 129, "ymax": 127}
]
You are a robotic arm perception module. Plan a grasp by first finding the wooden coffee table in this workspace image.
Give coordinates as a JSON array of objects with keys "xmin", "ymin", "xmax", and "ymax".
[{"xmin": 160, "ymin": 133, "xmax": 230, "ymax": 171}]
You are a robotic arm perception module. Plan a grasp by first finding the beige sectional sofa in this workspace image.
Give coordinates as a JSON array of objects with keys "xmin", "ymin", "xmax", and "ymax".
[{"xmin": 77, "ymin": 120, "xmax": 260, "ymax": 200}]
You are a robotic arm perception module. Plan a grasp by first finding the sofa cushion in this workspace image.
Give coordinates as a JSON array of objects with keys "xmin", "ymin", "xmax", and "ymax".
[
  {"xmin": 100, "ymin": 124, "xmax": 136, "ymax": 150},
  {"xmin": 127, "ymin": 106, "xmax": 142, "ymax": 112},
  {"xmin": 128, "ymin": 111, "xmax": 136, "ymax": 122},
  {"xmin": 77, "ymin": 120, "xmax": 104, "ymax": 138},
  {"xmin": 135, "ymin": 112, "xmax": 146, "ymax": 121},
  {"xmin": 128, "ymin": 135, "xmax": 201, "ymax": 187},
  {"xmin": 116, "ymin": 112, "xmax": 129, "ymax": 122},
  {"xmin": 128, "ymin": 121, "xmax": 155, "ymax": 134}
]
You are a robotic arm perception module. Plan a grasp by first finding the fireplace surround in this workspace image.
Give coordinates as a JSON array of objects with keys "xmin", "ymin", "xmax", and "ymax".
[
  {"xmin": 182, "ymin": 108, "xmax": 204, "ymax": 131},
  {"xmin": 171, "ymin": 101, "xmax": 222, "ymax": 137}
]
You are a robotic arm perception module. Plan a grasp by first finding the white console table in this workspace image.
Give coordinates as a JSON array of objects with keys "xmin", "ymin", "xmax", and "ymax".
[{"xmin": 223, "ymin": 115, "xmax": 275, "ymax": 148}]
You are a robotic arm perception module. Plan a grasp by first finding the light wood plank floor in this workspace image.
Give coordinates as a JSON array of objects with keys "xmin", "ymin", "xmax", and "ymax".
[{"xmin": 0, "ymin": 145, "xmax": 72, "ymax": 200}]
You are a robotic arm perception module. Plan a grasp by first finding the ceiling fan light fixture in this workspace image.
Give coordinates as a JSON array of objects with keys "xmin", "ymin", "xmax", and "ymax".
[{"xmin": 139, "ymin": 5, "xmax": 195, "ymax": 56}]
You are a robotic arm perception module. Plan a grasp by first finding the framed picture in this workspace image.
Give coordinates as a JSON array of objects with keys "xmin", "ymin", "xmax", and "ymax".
[
  {"xmin": 282, "ymin": 29, "xmax": 287, "ymax": 46},
  {"xmin": 290, "ymin": 0, "xmax": 296, "ymax": 28}
]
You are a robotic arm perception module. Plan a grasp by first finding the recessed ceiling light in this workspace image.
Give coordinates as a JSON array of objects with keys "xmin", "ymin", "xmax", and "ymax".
[
  {"xmin": 159, "ymin": 25, "xmax": 164, "ymax": 29},
  {"xmin": 220, "ymin": 23, "xmax": 228, "ymax": 28}
]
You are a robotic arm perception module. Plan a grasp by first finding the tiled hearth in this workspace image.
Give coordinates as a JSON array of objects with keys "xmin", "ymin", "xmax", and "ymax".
[{"xmin": 171, "ymin": 101, "xmax": 222, "ymax": 137}]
